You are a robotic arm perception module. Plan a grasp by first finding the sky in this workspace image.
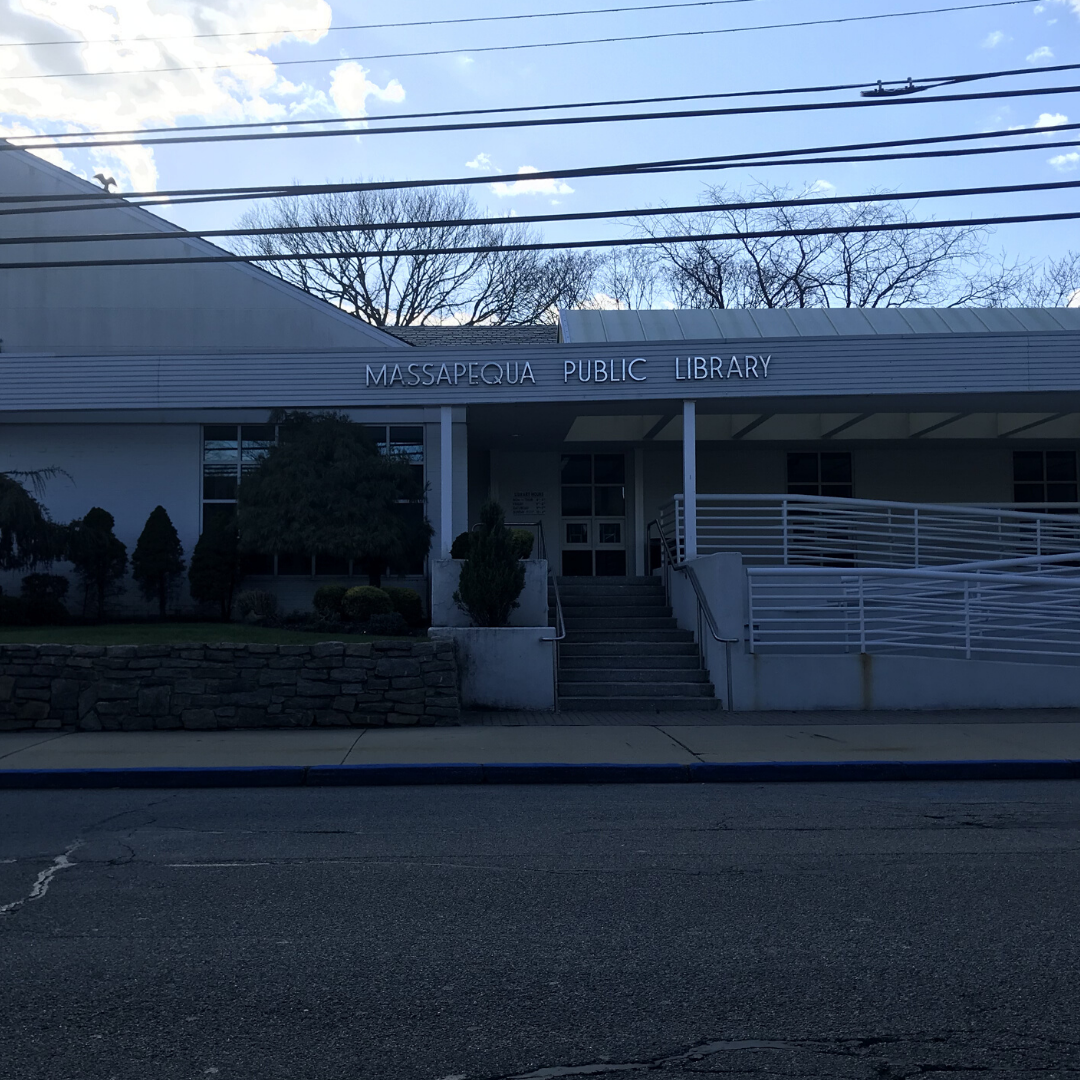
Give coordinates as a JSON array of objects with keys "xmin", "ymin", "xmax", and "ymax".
[{"xmin": 0, "ymin": 0, "xmax": 1077, "ymax": 284}]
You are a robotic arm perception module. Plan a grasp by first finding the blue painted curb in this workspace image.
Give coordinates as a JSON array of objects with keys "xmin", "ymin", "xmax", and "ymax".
[{"xmin": 0, "ymin": 759, "xmax": 1078, "ymax": 788}]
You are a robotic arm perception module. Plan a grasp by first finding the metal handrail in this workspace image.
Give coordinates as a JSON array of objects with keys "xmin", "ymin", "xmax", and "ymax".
[
  {"xmin": 649, "ymin": 518, "xmax": 735, "ymax": 645},
  {"xmin": 667, "ymin": 492, "xmax": 1080, "ymax": 524},
  {"xmin": 650, "ymin": 517, "xmax": 738, "ymax": 712}
]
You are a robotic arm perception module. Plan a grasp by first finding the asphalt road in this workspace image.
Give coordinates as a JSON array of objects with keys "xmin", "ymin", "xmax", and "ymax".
[{"xmin": 2, "ymin": 781, "xmax": 1079, "ymax": 1080}]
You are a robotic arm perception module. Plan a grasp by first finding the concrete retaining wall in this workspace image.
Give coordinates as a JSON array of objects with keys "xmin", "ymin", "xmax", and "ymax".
[
  {"xmin": 429, "ymin": 627, "xmax": 555, "ymax": 710},
  {"xmin": 0, "ymin": 641, "xmax": 460, "ymax": 732}
]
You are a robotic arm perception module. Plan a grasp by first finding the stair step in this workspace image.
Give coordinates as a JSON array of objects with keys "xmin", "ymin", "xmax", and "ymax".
[
  {"xmin": 560, "ymin": 681, "xmax": 715, "ymax": 698},
  {"xmin": 559, "ymin": 668, "xmax": 709, "ymax": 684},
  {"xmin": 560, "ymin": 653, "xmax": 702, "ymax": 670},
  {"xmin": 557, "ymin": 696, "xmax": 722, "ymax": 712},
  {"xmin": 556, "ymin": 576, "xmax": 659, "ymax": 585},
  {"xmin": 560, "ymin": 605, "xmax": 672, "ymax": 619},
  {"xmin": 564, "ymin": 630, "xmax": 696, "ymax": 643},
  {"xmin": 559, "ymin": 641, "xmax": 700, "ymax": 657},
  {"xmin": 564, "ymin": 617, "xmax": 678, "ymax": 630}
]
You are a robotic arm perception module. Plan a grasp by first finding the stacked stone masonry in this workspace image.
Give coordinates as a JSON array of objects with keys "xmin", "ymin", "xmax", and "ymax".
[{"xmin": 0, "ymin": 641, "xmax": 460, "ymax": 731}]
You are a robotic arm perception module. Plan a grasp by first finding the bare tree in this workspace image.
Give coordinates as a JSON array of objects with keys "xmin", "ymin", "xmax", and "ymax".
[
  {"xmin": 590, "ymin": 247, "xmax": 661, "ymax": 309},
  {"xmin": 232, "ymin": 186, "xmax": 598, "ymax": 326},
  {"xmin": 1019, "ymin": 251, "xmax": 1080, "ymax": 307},
  {"xmin": 633, "ymin": 183, "xmax": 1026, "ymax": 309}
]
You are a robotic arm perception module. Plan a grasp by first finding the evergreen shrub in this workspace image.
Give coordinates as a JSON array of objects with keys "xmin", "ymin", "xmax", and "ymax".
[
  {"xmin": 67, "ymin": 507, "xmax": 128, "ymax": 620},
  {"xmin": 384, "ymin": 586, "xmax": 423, "ymax": 626},
  {"xmin": 131, "ymin": 505, "xmax": 185, "ymax": 617},
  {"xmin": 313, "ymin": 583, "xmax": 349, "ymax": 618},
  {"xmin": 0, "ymin": 588, "xmax": 29, "ymax": 626},
  {"xmin": 342, "ymin": 585, "xmax": 393, "ymax": 621},
  {"xmin": 235, "ymin": 590, "xmax": 278, "ymax": 620},
  {"xmin": 20, "ymin": 573, "xmax": 69, "ymax": 624},
  {"xmin": 453, "ymin": 501, "xmax": 526, "ymax": 627},
  {"xmin": 450, "ymin": 531, "xmax": 473, "ymax": 560},
  {"xmin": 510, "ymin": 529, "xmax": 535, "ymax": 559},
  {"xmin": 189, "ymin": 515, "xmax": 241, "ymax": 620}
]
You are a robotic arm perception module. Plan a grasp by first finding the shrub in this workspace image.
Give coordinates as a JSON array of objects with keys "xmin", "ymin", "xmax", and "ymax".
[
  {"xmin": 235, "ymin": 589, "xmax": 278, "ymax": 620},
  {"xmin": 189, "ymin": 515, "xmax": 241, "ymax": 620},
  {"xmin": 453, "ymin": 501, "xmax": 526, "ymax": 627},
  {"xmin": 20, "ymin": 573, "xmax": 69, "ymax": 624},
  {"xmin": 450, "ymin": 531, "xmax": 473, "ymax": 560},
  {"xmin": 67, "ymin": 507, "xmax": 128, "ymax": 620},
  {"xmin": 313, "ymin": 583, "xmax": 350, "ymax": 618},
  {"xmin": 342, "ymin": 585, "xmax": 393, "ymax": 621},
  {"xmin": 131, "ymin": 505, "xmax": 186, "ymax": 617},
  {"xmin": 0, "ymin": 588, "xmax": 29, "ymax": 626},
  {"xmin": 510, "ymin": 529, "xmax": 535, "ymax": 559},
  {"xmin": 367, "ymin": 611, "xmax": 409, "ymax": 636},
  {"xmin": 384, "ymin": 586, "xmax": 423, "ymax": 626}
]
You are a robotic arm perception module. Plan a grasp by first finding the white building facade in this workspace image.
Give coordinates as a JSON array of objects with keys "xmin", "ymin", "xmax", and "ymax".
[{"xmin": 6, "ymin": 145, "xmax": 1080, "ymax": 710}]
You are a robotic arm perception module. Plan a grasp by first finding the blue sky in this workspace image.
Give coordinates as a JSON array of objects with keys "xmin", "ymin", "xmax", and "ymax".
[{"xmin": 0, "ymin": 0, "xmax": 1077, "ymax": 273}]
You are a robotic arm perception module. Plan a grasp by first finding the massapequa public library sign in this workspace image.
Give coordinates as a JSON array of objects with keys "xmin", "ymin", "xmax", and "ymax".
[{"xmin": 364, "ymin": 354, "xmax": 773, "ymax": 389}]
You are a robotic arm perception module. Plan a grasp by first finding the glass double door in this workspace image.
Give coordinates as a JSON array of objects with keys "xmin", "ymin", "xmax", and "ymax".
[{"xmin": 561, "ymin": 453, "xmax": 627, "ymax": 576}]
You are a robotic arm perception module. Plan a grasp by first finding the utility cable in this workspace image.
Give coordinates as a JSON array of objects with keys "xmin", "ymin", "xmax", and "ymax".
[
  {"xmin": 0, "ymin": 1, "xmax": 1040, "ymax": 83},
  {"xmin": 2, "ymin": 82, "xmax": 1077, "ymax": 152},
  {"xmin": 0, "ymin": 1, "xmax": 775, "ymax": 49},
  {"xmin": 11, "ymin": 61, "xmax": 1076, "ymax": 145},
  {"xmin": 2, "ymin": 178, "xmax": 1077, "ymax": 248},
  {"xmin": 2, "ymin": 124, "xmax": 1079, "ymax": 217},
  {"xmin": 2, "ymin": 210, "xmax": 1078, "ymax": 270}
]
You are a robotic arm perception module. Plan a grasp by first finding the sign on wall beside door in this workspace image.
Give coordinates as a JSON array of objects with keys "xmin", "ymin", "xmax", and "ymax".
[{"xmin": 512, "ymin": 491, "xmax": 547, "ymax": 518}]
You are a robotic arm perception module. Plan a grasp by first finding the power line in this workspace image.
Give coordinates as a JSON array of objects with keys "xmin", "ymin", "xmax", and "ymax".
[
  {"xmin": 3, "ymin": 124, "xmax": 1078, "ymax": 217},
  {"xmin": 9, "ymin": 61, "xmax": 1074, "ymax": 145},
  {"xmin": 2, "ymin": 178, "xmax": 1077, "ymax": 248},
  {"xmin": 0, "ymin": 1, "xmax": 770, "ymax": 49},
  {"xmin": 2, "ymin": 210, "xmax": 1077, "ymax": 270},
  {"xmin": 0, "ymin": 1, "xmax": 1038, "ymax": 83},
  {"xmin": 3, "ymin": 82, "xmax": 1077, "ymax": 153}
]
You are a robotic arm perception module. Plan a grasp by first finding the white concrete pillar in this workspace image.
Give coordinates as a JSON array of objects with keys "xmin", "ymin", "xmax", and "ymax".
[
  {"xmin": 683, "ymin": 399, "xmax": 697, "ymax": 562},
  {"xmin": 440, "ymin": 404, "xmax": 454, "ymax": 558}
]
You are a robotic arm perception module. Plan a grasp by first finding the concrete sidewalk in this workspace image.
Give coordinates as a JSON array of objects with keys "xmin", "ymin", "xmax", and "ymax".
[{"xmin": 2, "ymin": 719, "xmax": 1080, "ymax": 786}]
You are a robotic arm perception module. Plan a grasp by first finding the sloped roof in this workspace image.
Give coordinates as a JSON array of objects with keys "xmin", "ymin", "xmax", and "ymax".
[
  {"xmin": 558, "ymin": 307, "xmax": 1080, "ymax": 343},
  {"xmin": 0, "ymin": 144, "xmax": 404, "ymax": 353},
  {"xmin": 386, "ymin": 324, "xmax": 560, "ymax": 347}
]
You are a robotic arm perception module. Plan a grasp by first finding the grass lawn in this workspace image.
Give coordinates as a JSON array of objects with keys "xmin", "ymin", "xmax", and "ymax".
[{"xmin": 0, "ymin": 623, "xmax": 403, "ymax": 646}]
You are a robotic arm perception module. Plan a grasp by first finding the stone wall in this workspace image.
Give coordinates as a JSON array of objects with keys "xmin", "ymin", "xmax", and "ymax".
[{"xmin": 0, "ymin": 641, "xmax": 460, "ymax": 731}]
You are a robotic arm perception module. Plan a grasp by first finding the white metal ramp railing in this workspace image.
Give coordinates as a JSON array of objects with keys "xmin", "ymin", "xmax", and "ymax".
[
  {"xmin": 660, "ymin": 493, "xmax": 1080, "ymax": 568},
  {"xmin": 746, "ymin": 560, "xmax": 1080, "ymax": 664}
]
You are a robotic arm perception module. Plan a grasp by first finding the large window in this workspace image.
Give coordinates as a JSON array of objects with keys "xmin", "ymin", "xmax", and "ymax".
[
  {"xmin": 787, "ymin": 452, "xmax": 853, "ymax": 498},
  {"xmin": 201, "ymin": 422, "xmax": 427, "ymax": 577},
  {"xmin": 1013, "ymin": 450, "xmax": 1078, "ymax": 508}
]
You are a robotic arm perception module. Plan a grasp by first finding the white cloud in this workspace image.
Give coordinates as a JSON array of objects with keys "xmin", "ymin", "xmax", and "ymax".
[
  {"xmin": 1035, "ymin": 112, "xmax": 1069, "ymax": 128},
  {"xmin": 465, "ymin": 152, "xmax": 496, "ymax": 171},
  {"xmin": 809, "ymin": 179, "xmax": 836, "ymax": 194},
  {"xmin": 0, "ymin": 0, "xmax": 404, "ymax": 191},
  {"xmin": 1049, "ymin": 152, "xmax": 1080, "ymax": 171},
  {"xmin": 328, "ymin": 62, "xmax": 404, "ymax": 120},
  {"xmin": 982, "ymin": 30, "xmax": 1007, "ymax": 47},
  {"xmin": 1027, "ymin": 45, "xmax": 1055, "ymax": 62},
  {"xmin": 490, "ymin": 166, "xmax": 574, "ymax": 198}
]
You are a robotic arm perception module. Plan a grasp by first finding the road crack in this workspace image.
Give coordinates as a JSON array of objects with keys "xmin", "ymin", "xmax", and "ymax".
[{"xmin": 0, "ymin": 840, "xmax": 81, "ymax": 916}]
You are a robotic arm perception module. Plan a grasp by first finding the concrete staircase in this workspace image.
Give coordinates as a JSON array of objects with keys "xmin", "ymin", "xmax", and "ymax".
[{"xmin": 552, "ymin": 576, "xmax": 720, "ymax": 712}]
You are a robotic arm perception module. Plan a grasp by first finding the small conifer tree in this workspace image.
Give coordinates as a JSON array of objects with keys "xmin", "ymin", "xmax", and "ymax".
[
  {"xmin": 67, "ymin": 507, "xmax": 128, "ymax": 620},
  {"xmin": 132, "ymin": 506, "xmax": 186, "ymax": 617},
  {"xmin": 453, "ymin": 500, "xmax": 526, "ymax": 627},
  {"xmin": 189, "ymin": 514, "xmax": 241, "ymax": 620}
]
